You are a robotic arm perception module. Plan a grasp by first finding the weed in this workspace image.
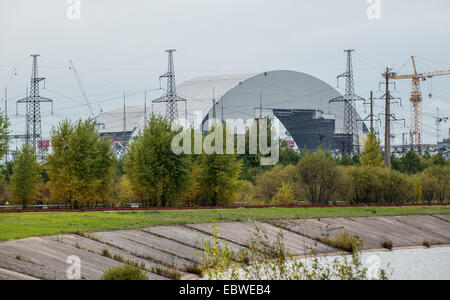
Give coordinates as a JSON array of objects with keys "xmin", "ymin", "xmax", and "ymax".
[
  {"xmin": 101, "ymin": 264, "xmax": 148, "ymax": 281},
  {"xmin": 185, "ymin": 264, "xmax": 203, "ymax": 276},
  {"xmin": 318, "ymin": 232, "xmax": 363, "ymax": 254},
  {"xmin": 382, "ymin": 238, "xmax": 393, "ymax": 250},
  {"xmin": 151, "ymin": 266, "xmax": 181, "ymax": 280},
  {"xmin": 423, "ymin": 240, "xmax": 431, "ymax": 248},
  {"xmin": 102, "ymin": 249, "xmax": 112, "ymax": 258}
]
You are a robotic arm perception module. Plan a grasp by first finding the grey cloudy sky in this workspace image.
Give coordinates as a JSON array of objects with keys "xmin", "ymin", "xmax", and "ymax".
[{"xmin": 1, "ymin": 0, "xmax": 449, "ymax": 145}]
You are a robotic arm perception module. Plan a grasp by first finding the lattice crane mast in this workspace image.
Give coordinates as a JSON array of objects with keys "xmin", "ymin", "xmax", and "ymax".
[{"xmin": 383, "ymin": 56, "xmax": 450, "ymax": 147}]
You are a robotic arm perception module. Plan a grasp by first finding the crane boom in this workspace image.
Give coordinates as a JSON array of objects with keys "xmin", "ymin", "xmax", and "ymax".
[
  {"xmin": 382, "ymin": 56, "xmax": 450, "ymax": 150},
  {"xmin": 69, "ymin": 60, "xmax": 95, "ymax": 117}
]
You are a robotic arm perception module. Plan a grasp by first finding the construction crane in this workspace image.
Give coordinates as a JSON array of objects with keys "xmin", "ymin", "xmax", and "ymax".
[
  {"xmin": 384, "ymin": 56, "xmax": 450, "ymax": 148},
  {"xmin": 69, "ymin": 60, "xmax": 95, "ymax": 117}
]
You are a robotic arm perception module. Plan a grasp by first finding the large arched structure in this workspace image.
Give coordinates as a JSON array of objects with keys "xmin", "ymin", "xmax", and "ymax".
[{"xmin": 99, "ymin": 70, "xmax": 367, "ymax": 154}]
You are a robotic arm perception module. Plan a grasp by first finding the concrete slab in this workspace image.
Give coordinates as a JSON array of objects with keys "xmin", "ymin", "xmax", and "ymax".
[
  {"xmin": 275, "ymin": 215, "xmax": 450, "ymax": 250},
  {"xmin": 51, "ymin": 234, "xmax": 173, "ymax": 279},
  {"xmin": 187, "ymin": 222, "xmax": 335, "ymax": 256},
  {"xmin": 110, "ymin": 230, "xmax": 202, "ymax": 263},
  {"xmin": 435, "ymin": 215, "xmax": 450, "ymax": 223},
  {"xmin": 392, "ymin": 215, "xmax": 450, "ymax": 242},
  {"xmin": 143, "ymin": 225, "xmax": 246, "ymax": 254},
  {"xmin": 90, "ymin": 231, "xmax": 193, "ymax": 270},
  {"xmin": 347, "ymin": 216, "xmax": 449, "ymax": 248},
  {"xmin": 0, "ymin": 267, "xmax": 39, "ymax": 280},
  {"xmin": 0, "ymin": 237, "xmax": 121, "ymax": 280}
]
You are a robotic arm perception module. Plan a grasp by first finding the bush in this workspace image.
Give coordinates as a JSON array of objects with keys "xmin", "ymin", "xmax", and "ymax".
[
  {"xmin": 297, "ymin": 150, "xmax": 339, "ymax": 205},
  {"xmin": 380, "ymin": 169, "xmax": 415, "ymax": 204},
  {"xmin": 382, "ymin": 238, "xmax": 393, "ymax": 250},
  {"xmin": 270, "ymin": 183, "xmax": 296, "ymax": 206},
  {"xmin": 351, "ymin": 167, "xmax": 384, "ymax": 204},
  {"xmin": 101, "ymin": 264, "xmax": 148, "ymax": 280},
  {"xmin": 420, "ymin": 165, "xmax": 450, "ymax": 203},
  {"xmin": 253, "ymin": 165, "xmax": 297, "ymax": 204},
  {"xmin": 200, "ymin": 224, "xmax": 388, "ymax": 280},
  {"xmin": 318, "ymin": 232, "xmax": 363, "ymax": 254}
]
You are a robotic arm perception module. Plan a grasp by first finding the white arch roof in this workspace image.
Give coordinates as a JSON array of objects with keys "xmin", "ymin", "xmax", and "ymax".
[{"xmin": 99, "ymin": 70, "xmax": 355, "ymax": 135}]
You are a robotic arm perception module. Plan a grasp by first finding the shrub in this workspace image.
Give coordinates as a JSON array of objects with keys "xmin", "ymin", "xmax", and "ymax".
[
  {"xmin": 420, "ymin": 165, "xmax": 450, "ymax": 203},
  {"xmin": 151, "ymin": 266, "xmax": 181, "ymax": 280},
  {"xmin": 380, "ymin": 169, "xmax": 415, "ymax": 204},
  {"xmin": 422, "ymin": 240, "xmax": 431, "ymax": 248},
  {"xmin": 200, "ymin": 224, "xmax": 388, "ymax": 280},
  {"xmin": 382, "ymin": 238, "xmax": 393, "ymax": 250},
  {"xmin": 297, "ymin": 150, "xmax": 339, "ymax": 205},
  {"xmin": 101, "ymin": 264, "xmax": 148, "ymax": 280},
  {"xmin": 351, "ymin": 167, "xmax": 384, "ymax": 204},
  {"xmin": 270, "ymin": 183, "xmax": 296, "ymax": 206},
  {"xmin": 101, "ymin": 249, "xmax": 112, "ymax": 258},
  {"xmin": 10, "ymin": 143, "xmax": 42, "ymax": 208},
  {"xmin": 253, "ymin": 165, "xmax": 297, "ymax": 204},
  {"xmin": 318, "ymin": 232, "xmax": 363, "ymax": 254}
]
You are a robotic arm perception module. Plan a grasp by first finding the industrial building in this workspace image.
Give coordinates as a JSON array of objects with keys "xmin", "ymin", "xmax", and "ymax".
[{"xmin": 98, "ymin": 70, "xmax": 368, "ymax": 155}]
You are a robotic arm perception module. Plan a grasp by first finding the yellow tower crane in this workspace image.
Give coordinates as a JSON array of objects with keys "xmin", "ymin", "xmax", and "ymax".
[{"xmin": 383, "ymin": 56, "xmax": 450, "ymax": 148}]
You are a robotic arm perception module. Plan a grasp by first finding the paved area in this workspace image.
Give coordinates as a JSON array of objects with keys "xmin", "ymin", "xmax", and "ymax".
[{"xmin": 0, "ymin": 215, "xmax": 449, "ymax": 280}]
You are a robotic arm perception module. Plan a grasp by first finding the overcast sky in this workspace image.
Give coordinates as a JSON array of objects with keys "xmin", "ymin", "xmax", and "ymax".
[{"xmin": 1, "ymin": 0, "xmax": 449, "ymax": 146}]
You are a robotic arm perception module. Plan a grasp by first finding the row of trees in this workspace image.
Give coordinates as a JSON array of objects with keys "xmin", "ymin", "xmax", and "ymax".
[
  {"xmin": 246, "ymin": 129, "xmax": 449, "ymax": 205},
  {"xmin": 1, "ymin": 115, "xmax": 449, "ymax": 208}
]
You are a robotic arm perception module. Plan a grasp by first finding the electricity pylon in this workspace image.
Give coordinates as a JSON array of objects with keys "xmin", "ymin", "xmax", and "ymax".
[
  {"xmin": 17, "ymin": 54, "xmax": 53, "ymax": 153},
  {"xmin": 153, "ymin": 50, "xmax": 186, "ymax": 123},
  {"xmin": 329, "ymin": 49, "xmax": 364, "ymax": 155}
]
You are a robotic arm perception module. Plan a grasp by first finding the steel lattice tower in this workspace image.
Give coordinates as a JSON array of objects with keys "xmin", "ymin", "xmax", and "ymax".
[
  {"xmin": 153, "ymin": 50, "xmax": 186, "ymax": 123},
  {"xmin": 330, "ymin": 49, "xmax": 364, "ymax": 155},
  {"xmin": 17, "ymin": 55, "xmax": 53, "ymax": 150}
]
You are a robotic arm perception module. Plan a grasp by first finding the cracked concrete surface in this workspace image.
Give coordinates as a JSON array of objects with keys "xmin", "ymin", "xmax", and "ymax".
[{"xmin": 0, "ymin": 215, "xmax": 449, "ymax": 280}]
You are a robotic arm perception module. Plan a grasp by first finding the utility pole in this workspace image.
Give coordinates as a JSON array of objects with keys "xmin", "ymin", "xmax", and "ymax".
[
  {"xmin": 212, "ymin": 88, "xmax": 216, "ymax": 120},
  {"xmin": 369, "ymin": 91, "xmax": 374, "ymax": 130},
  {"xmin": 144, "ymin": 91, "xmax": 147, "ymax": 126},
  {"xmin": 329, "ymin": 49, "xmax": 365, "ymax": 155},
  {"xmin": 4, "ymin": 88, "xmax": 7, "ymax": 163},
  {"xmin": 153, "ymin": 49, "xmax": 186, "ymax": 123},
  {"xmin": 381, "ymin": 67, "xmax": 398, "ymax": 168},
  {"xmin": 123, "ymin": 92, "xmax": 126, "ymax": 133},
  {"xmin": 16, "ymin": 55, "xmax": 53, "ymax": 156}
]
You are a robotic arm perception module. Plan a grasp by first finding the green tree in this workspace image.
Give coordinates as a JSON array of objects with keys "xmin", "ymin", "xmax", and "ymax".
[
  {"xmin": 432, "ymin": 153, "xmax": 446, "ymax": 166},
  {"xmin": 279, "ymin": 142, "xmax": 301, "ymax": 166},
  {"xmin": 271, "ymin": 182, "xmax": 296, "ymax": 206},
  {"xmin": 401, "ymin": 151, "xmax": 421, "ymax": 174},
  {"xmin": 360, "ymin": 129, "xmax": 384, "ymax": 167},
  {"xmin": 10, "ymin": 143, "xmax": 41, "ymax": 208},
  {"xmin": 252, "ymin": 164, "xmax": 297, "ymax": 204},
  {"xmin": 420, "ymin": 165, "xmax": 450, "ymax": 203},
  {"xmin": 391, "ymin": 153, "xmax": 403, "ymax": 171},
  {"xmin": 297, "ymin": 149, "xmax": 339, "ymax": 205},
  {"xmin": 47, "ymin": 119, "xmax": 115, "ymax": 208},
  {"xmin": 124, "ymin": 116, "xmax": 188, "ymax": 207}
]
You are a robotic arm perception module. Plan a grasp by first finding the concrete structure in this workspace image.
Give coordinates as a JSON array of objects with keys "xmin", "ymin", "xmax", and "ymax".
[
  {"xmin": 0, "ymin": 215, "xmax": 449, "ymax": 280},
  {"xmin": 98, "ymin": 71, "xmax": 368, "ymax": 153}
]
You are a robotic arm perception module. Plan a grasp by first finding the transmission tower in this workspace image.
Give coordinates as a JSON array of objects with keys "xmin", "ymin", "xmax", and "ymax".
[
  {"xmin": 17, "ymin": 55, "xmax": 53, "ymax": 153},
  {"xmin": 153, "ymin": 50, "xmax": 186, "ymax": 123},
  {"xmin": 330, "ymin": 49, "xmax": 364, "ymax": 155}
]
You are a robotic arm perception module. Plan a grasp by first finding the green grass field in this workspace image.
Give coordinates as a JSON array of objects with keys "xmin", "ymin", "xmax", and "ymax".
[{"xmin": 0, "ymin": 206, "xmax": 449, "ymax": 242}]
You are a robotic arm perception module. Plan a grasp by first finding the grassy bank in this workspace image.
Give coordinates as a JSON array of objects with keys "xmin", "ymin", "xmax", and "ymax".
[{"xmin": 0, "ymin": 206, "xmax": 449, "ymax": 241}]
